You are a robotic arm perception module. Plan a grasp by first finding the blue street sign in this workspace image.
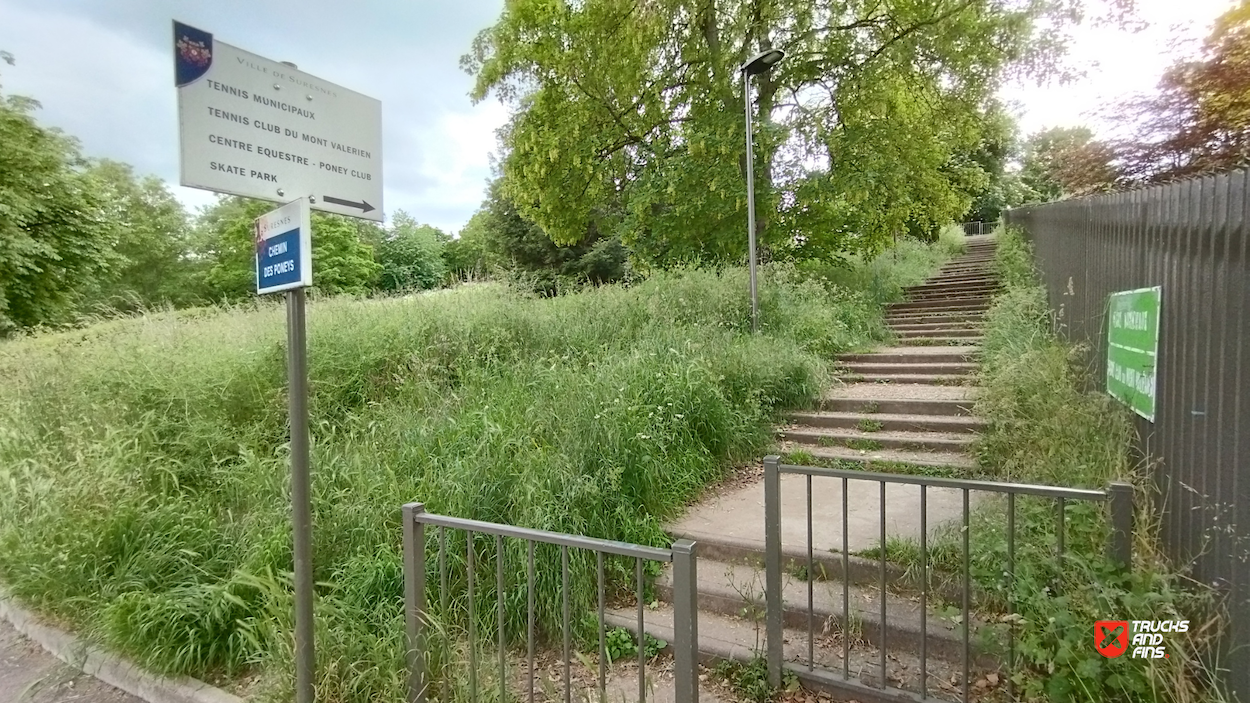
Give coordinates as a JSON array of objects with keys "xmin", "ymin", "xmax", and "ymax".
[{"xmin": 255, "ymin": 198, "xmax": 312, "ymax": 295}]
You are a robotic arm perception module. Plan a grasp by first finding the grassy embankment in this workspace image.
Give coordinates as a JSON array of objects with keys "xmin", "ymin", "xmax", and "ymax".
[
  {"xmin": 865, "ymin": 228, "xmax": 1223, "ymax": 702},
  {"xmin": 0, "ymin": 234, "xmax": 959, "ymax": 703}
]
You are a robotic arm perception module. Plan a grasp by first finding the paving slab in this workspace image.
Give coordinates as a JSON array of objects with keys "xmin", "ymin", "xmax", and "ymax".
[
  {"xmin": 777, "ymin": 427, "xmax": 974, "ymax": 453},
  {"xmin": 1, "ymin": 620, "xmax": 140, "ymax": 703},
  {"xmin": 669, "ymin": 472, "xmax": 972, "ymax": 558},
  {"xmin": 786, "ymin": 412, "xmax": 986, "ymax": 434},
  {"xmin": 824, "ymin": 383, "xmax": 977, "ymax": 401},
  {"xmin": 851, "ymin": 345, "xmax": 980, "ymax": 357},
  {"xmin": 779, "ymin": 444, "xmax": 977, "ymax": 470},
  {"xmin": 605, "ymin": 605, "xmax": 994, "ymax": 702}
]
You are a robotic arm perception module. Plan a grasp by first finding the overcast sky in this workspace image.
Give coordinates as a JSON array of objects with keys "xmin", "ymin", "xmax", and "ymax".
[{"xmin": 0, "ymin": 0, "xmax": 1238, "ymax": 234}]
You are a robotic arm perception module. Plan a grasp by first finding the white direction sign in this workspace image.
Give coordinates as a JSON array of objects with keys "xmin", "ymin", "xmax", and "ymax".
[{"xmin": 174, "ymin": 21, "xmax": 383, "ymax": 221}]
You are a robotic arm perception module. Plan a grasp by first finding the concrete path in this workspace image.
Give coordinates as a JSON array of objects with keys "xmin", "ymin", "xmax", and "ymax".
[
  {"xmin": 675, "ymin": 235, "xmax": 1000, "ymax": 554},
  {"xmin": 636, "ymin": 237, "xmax": 1007, "ymax": 701},
  {"xmin": 1, "ymin": 620, "xmax": 140, "ymax": 703},
  {"xmin": 670, "ymin": 473, "xmax": 968, "ymax": 557}
]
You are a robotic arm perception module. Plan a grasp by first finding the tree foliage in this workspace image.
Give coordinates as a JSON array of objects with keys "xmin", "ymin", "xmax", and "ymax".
[
  {"xmin": 195, "ymin": 197, "xmax": 381, "ymax": 300},
  {"xmin": 444, "ymin": 210, "xmax": 494, "ymax": 281},
  {"xmin": 371, "ymin": 211, "xmax": 448, "ymax": 292},
  {"xmin": 961, "ymin": 107, "xmax": 1041, "ymax": 221},
  {"xmin": 474, "ymin": 179, "xmax": 630, "ymax": 294},
  {"xmin": 85, "ymin": 160, "xmax": 197, "ymax": 309},
  {"xmin": 1116, "ymin": 1, "xmax": 1250, "ymax": 182},
  {"xmin": 1019, "ymin": 126, "xmax": 1120, "ymax": 200},
  {"xmin": 466, "ymin": 0, "xmax": 1120, "ymax": 264},
  {"xmin": 0, "ymin": 57, "xmax": 117, "ymax": 332}
]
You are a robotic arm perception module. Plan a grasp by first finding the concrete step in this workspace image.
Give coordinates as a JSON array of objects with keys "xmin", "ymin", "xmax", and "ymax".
[
  {"xmin": 895, "ymin": 306, "xmax": 990, "ymax": 317},
  {"xmin": 920, "ymin": 276, "xmax": 999, "ymax": 286},
  {"xmin": 604, "ymin": 604, "xmax": 994, "ymax": 702},
  {"xmin": 651, "ymin": 559, "xmax": 977, "ymax": 664},
  {"xmin": 787, "ymin": 411, "xmax": 987, "ymax": 434},
  {"xmin": 888, "ymin": 298, "xmax": 993, "ymax": 312},
  {"xmin": 819, "ymin": 389, "xmax": 977, "ymax": 417},
  {"xmin": 910, "ymin": 274, "xmax": 998, "ymax": 282},
  {"xmin": 905, "ymin": 283, "xmax": 1000, "ymax": 295},
  {"xmin": 889, "ymin": 320, "xmax": 983, "ymax": 332},
  {"xmin": 885, "ymin": 312, "xmax": 986, "ymax": 326},
  {"xmin": 779, "ymin": 442, "xmax": 978, "ymax": 470},
  {"xmin": 837, "ymin": 348, "xmax": 978, "ymax": 363},
  {"xmin": 848, "ymin": 373, "xmax": 973, "ymax": 384},
  {"xmin": 898, "ymin": 337, "xmax": 985, "ymax": 347},
  {"xmin": 895, "ymin": 301, "xmax": 990, "ymax": 311},
  {"xmin": 934, "ymin": 269, "xmax": 993, "ymax": 278},
  {"xmin": 841, "ymin": 361, "xmax": 978, "ymax": 375},
  {"xmin": 901, "ymin": 294, "xmax": 997, "ymax": 306},
  {"xmin": 904, "ymin": 285, "xmax": 1001, "ymax": 299},
  {"xmin": 908, "ymin": 274, "xmax": 999, "ymax": 286},
  {"xmin": 895, "ymin": 327, "xmax": 984, "ymax": 339},
  {"xmin": 778, "ymin": 426, "xmax": 974, "ymax": 453}
]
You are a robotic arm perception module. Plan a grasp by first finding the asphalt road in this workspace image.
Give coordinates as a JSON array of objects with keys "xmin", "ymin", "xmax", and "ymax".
[{"xmin": 0, "ymin": 619, "xmax": 141, "ymax": 703}]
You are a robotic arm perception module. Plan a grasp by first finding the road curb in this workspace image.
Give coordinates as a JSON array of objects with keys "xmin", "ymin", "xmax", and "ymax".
[{"xmin": 0, "ymin": 593, "xmax": 244, "ymax": 703}]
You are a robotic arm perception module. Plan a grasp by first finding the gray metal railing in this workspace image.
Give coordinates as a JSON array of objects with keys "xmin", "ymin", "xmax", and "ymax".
[
  {"xmin": 763, "ymin": 456, "xmax": 1133, "ymax": 702},
  {"xmin": 959, "ymin": 221, "xmax": 999, "ymax": 237},
  {"xmin": 401, "ymin": 503, "xmax": 700, "ymax": 703}
]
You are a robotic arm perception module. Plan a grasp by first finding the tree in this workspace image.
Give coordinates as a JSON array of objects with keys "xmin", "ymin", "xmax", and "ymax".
[
  {"xmin": 195, "ymin": 196, "xmax": 381, "ymax": 300},
  {"xmin": 960, "ymin": 107, "xmax": 1040, "ymax": 222},
  {"xmin": 444, "ymin": 210, "xmax": 494, "ymax": 281},
  {"xmin": 1116, "ymin": 2, "xmax": 1250, "ymax": 182},
  {"xmin": 475, "ymin": 178, "xmax": 630, "ymax": 294},
  {"xmin": 373, "ymin": 212, "xmax": 448, "ymax": 292},
  {"xmin": 465, "ymin": 0, "xmax": 1124, "ymax": 264},
  {"xmin": 85, "ymin": 160, "xmax": 197, "ymax": 309},
  {"xmin": 1019, "ymin": 127, "xmax": 1120, "ymax": 200},
  {"xmin": 0, "ymin": 54, "xmax": 117, "ymax": 333}
]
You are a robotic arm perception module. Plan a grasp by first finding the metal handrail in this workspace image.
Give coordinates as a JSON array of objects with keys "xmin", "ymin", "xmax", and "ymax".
[
  {"xmin": 958, "ymin": 220, "xmax": 1001, "ymax": 236},
  {"xmin": 779, "ymin": 461, "xmax": 1110, "ymax": 500},
  {"xmin": 763, "ymin": 455, "xmax": 1133, "ymax": 702},
  {"xmin": 413, "ymin": 511, "xmax": 676, "ymax": 562},
  {"xmin": 401, "ymin": 502, "xmax": 699, "ymax": 703}
]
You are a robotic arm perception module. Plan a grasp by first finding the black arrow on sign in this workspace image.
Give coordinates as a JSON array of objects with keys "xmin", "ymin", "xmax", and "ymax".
[{"xmin": 322, "ymin": 196, "xmax": 375, "ymax": 213}]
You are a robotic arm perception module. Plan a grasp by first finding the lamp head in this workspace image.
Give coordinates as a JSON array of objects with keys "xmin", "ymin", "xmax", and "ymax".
[{"xmin": 741, "ymin": 49, "xmax": 785, "ymax": 76}]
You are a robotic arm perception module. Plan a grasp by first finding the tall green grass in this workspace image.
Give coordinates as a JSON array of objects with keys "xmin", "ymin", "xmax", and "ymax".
[
  {"xmin": 0, "ymin": 246, "xmax": 953, "ymax": 703},
  {"xmin": 966, "ymin": 228, "xmax": 1222, "ymax": 703}
]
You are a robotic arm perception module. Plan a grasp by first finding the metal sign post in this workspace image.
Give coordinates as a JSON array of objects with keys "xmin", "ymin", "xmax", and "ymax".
[
  {"xmin": 254, "ymin": 197, "xmax": 316, "ymax": 703},
  {"xmin": 176, "ymin": 19, "xmax": 385, "ymax": 701},
  {"xmin": 286, "ymin": 286, "xmax": 314, "ymax": 703}
]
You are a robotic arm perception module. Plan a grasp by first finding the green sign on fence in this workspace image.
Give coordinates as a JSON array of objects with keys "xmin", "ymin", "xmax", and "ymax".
[{"xmin": 1106, "ymin": 286, "xmax": 1162, "ymax": 421}]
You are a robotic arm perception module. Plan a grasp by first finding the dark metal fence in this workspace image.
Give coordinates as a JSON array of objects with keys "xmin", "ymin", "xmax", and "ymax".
[
  {"xmin": 763, "ymin": 456, "xmax": 1133, "ymax": 702},
  {"xmin": 1005, "ymin": 171, "xmax": 1250, "ymax": 699},
  {"xmin": 401, "ymin": 502, "xmax": 700, "ymax": 703}
]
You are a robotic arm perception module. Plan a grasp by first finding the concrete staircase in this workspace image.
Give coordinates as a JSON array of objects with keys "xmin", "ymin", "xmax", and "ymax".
[
  {"xmin": 624, "ymin": 236, "xmax": 1002, "ymax": 701},
  {"xmin": 777, "ymin": 235, "xmax": 998, "ymax": 473},
  {"xmin": 615, "ymin": 236, "xmax": 1005, "ymax": 700}
]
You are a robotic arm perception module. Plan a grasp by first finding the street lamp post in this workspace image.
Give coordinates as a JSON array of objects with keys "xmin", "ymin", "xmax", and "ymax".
[{"xmin": 740, "ymin": 48, "xmax": 784, "ymax": 334}]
